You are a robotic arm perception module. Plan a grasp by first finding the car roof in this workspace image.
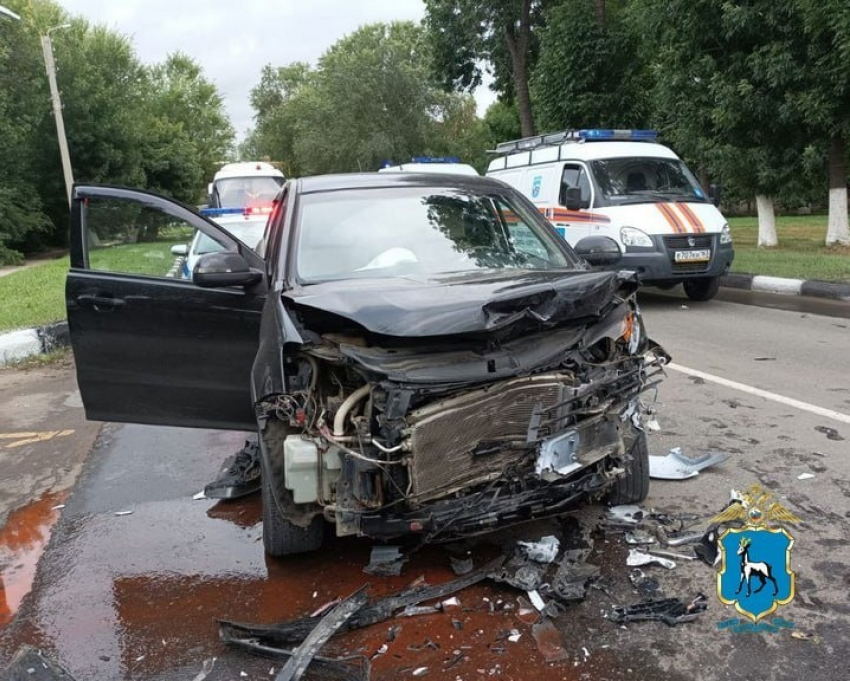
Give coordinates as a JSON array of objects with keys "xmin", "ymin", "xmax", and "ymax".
[{"xmin": 296, "ymin": 172, "xmax": 508, "ymax": 195}]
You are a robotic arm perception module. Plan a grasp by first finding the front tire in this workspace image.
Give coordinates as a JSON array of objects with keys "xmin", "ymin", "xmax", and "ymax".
[
  {"xmin": 683, "ymin": 276, "xmax": 720, "ymax": 301},
  {"xmin": 260, "ymin": 427, "xmax": 324, "ymax": 557},
  {"xmin": 608, "ymin": 430, "xmax": 650, "ymax": 505}
]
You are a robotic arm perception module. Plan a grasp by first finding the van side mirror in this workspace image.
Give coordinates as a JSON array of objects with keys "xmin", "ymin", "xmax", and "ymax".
[
  {"xmin": 708, "ymin": 184, "xmax": 722, "ymax": 207},
  {"xmin": 574, "ymin": 236, "xmax": 622, "ymax": 267},
  {"xmin": 563, "ymin": 186, "xmax": 583, "ymax": 211},
  {"xmin": 193, "ymin": 252, "xmax": 262, "ymax": 288}
]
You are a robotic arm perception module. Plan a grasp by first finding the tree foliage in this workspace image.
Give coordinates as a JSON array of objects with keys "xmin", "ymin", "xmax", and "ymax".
[
  {"xmin": 245, "ymin": 22, "xmax": 489, "ymax": 175},
  {"xmin": 0, "ymin": 0, "xmax": 233, "ymax": 263},
  {"xmin": 423, "ymin": 0, "xmax": 549, "ymax": 136},
  {"xmin": 533, "ymin": 0, "xmax": 649, "ymax": 132}
]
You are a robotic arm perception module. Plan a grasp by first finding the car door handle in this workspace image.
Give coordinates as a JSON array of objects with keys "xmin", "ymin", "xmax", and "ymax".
[{"xmin": 77, "ymin": 294, "xmax": 126, "ymax": 310}]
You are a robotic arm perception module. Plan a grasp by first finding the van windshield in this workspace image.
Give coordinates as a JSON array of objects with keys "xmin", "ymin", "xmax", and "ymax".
[
  {"xmin": 213, "ymin": 176, "xmax": 283, "ymax": 208},
  {"xmin": 590, "ymin": 158, "xmax": 705, "ymax": 204}
]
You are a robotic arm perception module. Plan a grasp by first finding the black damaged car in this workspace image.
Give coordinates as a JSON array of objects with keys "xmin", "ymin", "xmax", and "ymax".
[{"xmin": 67, "ymin": 174, "xmax": 668, "ymax": 556}]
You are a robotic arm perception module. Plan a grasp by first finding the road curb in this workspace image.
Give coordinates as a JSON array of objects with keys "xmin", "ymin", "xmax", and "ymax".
[
  {"xmin": 720, "ymin": 273, "xmax": 850, "ymax": 301},
  {"xmin": 0, "ymin": 320, "xmax": 70, "ymax": 367}
]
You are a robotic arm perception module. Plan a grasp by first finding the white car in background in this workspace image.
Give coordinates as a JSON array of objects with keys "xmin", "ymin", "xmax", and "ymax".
[
  {"xmin": 171, "ymin": 208, "xmax": 270, "ymax": 280},
  {"xmin": 378, "ymin": 156, "xmax": 479, "ymax": 176}
]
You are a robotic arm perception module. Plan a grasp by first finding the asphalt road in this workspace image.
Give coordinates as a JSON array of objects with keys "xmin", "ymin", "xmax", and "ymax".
[{"xmin": 1, "ymin": 290, "xmax": 848, "ymax": 680}]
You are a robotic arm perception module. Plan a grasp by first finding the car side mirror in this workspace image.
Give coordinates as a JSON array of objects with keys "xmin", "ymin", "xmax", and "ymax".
[
  {"xmin": 193, "ymin": 252, "xmax": 262, "ymax": 288},
  {"xmin": 574, "ymin": 236, "xmax": 622, "ymax": 267},
  {"xmin": 563, "ymin": 186, "xmax": 583, "ymax": 211},
  {"xmin": 171, "ymin": 244, "xmax": 188, "ymax": 257},
  {"xmin": 708, "ymin": 184, "xmax": 721, "ymax": 207}
]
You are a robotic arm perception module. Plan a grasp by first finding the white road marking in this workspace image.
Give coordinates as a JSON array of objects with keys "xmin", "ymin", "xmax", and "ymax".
[{"xmin": 667, "ymin": 363, "xmax": 850, "ymax": 426}]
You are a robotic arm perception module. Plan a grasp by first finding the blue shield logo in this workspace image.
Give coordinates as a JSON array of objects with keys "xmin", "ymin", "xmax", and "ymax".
[
  {"xmin": 717, "ymin": 527, "xmax": 795, "ymax": 622},
  {"xmin": 531, "ymin": 175, "xmax": 542, "ymax": 198}
]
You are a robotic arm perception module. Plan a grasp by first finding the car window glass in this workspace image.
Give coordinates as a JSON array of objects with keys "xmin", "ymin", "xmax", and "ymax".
[
  {"xmin": 212, "ymin": 176, "xmax": 283, "ymax": 208},
  {"xmin": 296, "ymin": 188, "xmax": 577, "ymax": 283},
  {"xmin": 82, "ymin": 196, "xmax": 227, "ymax": 278},
  {"xmin": 560, "ymin": 164, "xmax": 591, "ymax": 207},
  {"xmin": 498, "ymin": 207, "xmax": 552, "ymax": 262}
]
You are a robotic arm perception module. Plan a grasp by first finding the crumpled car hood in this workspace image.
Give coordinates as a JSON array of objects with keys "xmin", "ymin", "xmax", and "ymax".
[{"xmin": 283, "ymin": 270, "xmax": 631, "ymax": 337}]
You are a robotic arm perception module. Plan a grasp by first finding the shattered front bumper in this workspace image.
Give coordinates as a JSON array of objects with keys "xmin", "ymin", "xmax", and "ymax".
[{"xmin": 339, "ymin": 414, "xmax": 631, "ymax": 541}]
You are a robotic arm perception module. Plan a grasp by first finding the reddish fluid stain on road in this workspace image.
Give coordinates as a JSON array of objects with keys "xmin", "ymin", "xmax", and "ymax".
[
  {"xmin": 0, "ymin": 491, "xmax": 67, "ymax": 630},
  {"xmin": 0, "ymin": 490, "xmax": 666, "ymax": 681}
]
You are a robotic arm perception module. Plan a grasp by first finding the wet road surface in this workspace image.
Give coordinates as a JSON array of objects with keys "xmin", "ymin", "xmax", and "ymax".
[{"xmin": 1, "ymin": 292, "xmax": 849, "ymax": 680}]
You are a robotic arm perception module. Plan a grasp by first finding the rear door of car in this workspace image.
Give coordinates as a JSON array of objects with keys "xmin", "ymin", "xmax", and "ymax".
[{"xmin": 67, "ymin": 185, "xmax": 267, "ymax": 430}]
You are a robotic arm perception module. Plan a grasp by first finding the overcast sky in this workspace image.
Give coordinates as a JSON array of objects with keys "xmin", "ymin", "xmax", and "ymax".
[{"xmin": 60, "ymin": 0, "xmax": 496, "ymax": 141}]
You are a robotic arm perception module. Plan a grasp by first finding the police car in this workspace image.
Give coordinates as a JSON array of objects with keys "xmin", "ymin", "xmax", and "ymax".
[
  {"xmin": 171, "ymin": 206, "xmax": 271, "ymax": 280},
  {"xmin": 486, "ymin": 129, "xmax": 734, "ymax": 301},
  {"xmin": 379, "ymin": 156, "xmax": 479, "ymax": 176}
]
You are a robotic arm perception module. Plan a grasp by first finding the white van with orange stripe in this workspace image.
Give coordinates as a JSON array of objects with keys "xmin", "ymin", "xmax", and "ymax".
[{"xmin": 486, "ymin": 129, "xmax": 734, "ymax": 301}]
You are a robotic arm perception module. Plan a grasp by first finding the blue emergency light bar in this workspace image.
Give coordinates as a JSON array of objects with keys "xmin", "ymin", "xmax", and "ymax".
[
  {"xmin": 492, "ymin": 128, "xmax": 659, "ymax": 154},
  {"xmin": 200, "ymin": 207, "xmax": 244, "ymax": 217},
  {"xmin": 410, "ymin": 156, "xmax": 461, "ymax": 164},
  {"xmin": 577, "ymin": 129, "xmax": 658, "ymax": 141}
]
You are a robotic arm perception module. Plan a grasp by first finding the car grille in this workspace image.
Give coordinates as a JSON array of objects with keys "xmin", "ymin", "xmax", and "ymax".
[
  {"xmin": 405, "ymin": 374, "xmax": 573, "ymax": 502},
  {"xmin": 663, "ymin": 234, "xmax": 714, "ymax": 274},
  {"xmin": 664, "ymin": 235, "xmax": 713, "ymax": 250}
]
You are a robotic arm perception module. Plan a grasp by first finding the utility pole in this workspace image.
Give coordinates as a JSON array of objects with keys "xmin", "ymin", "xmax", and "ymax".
[
  {"xmin": 41, "ymin": 25, "xmax": 74, "ymax": 208},
  {"xmin": 0, "ymin": 5, "xmax": 21, "ymax": 21}
]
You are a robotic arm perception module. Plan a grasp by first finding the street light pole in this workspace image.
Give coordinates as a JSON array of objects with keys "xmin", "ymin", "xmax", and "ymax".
[{"xmin": 41, "ymin": 24, "xmax": 74, "ymax": 208}]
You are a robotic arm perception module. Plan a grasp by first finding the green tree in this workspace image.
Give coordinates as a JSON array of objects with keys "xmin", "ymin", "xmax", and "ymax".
[
  {"xmin": 146, "ymin": 52, "xmax": 235, "ymax": 191},
  {"xmin": 532, "ymin": 0, "xmax": 650, "ymax": 132},
  {"xmin": 292, "ymin": 22, "xmax": 440, "ymax": 174},
  {"xmin": 242, "ymin": 62, "xmax": 312, "ymax": 176},
  {"xmin": 794, "ymin": 0, "xmax": 850, "ymax": 246},
  {"xmin": 634, "ymin": 0, "xmax": 812, "ymax": 246},
  {"xmin": 424, "ymin": 0, "xmax": 548, "ymax": 137},
  {"xmin": 0, "ymin": 0, "xmax": 57, "ymax": 262}
]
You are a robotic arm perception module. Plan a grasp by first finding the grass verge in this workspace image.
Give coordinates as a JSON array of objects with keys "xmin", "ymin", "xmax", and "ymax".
[
  {"xmin": 0, "ymin": 257, "xmax": 69, "ymax": 333},
  {"xmin": 0, "ymin": 240, "xmax": 182, "ymax": 334},
  {"xmin": 728, "ymin": 215, "xmax": 850, "ymax": 282}
]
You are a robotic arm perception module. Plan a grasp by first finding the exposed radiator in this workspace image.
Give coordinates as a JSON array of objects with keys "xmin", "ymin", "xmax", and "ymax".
[{"xmin": 405, "ymin": 373, "xmax": 573, "ymax": 502}]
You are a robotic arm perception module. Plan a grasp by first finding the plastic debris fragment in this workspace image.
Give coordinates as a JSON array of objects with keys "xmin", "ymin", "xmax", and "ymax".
[
  {"xmin": 611, "ymin": 594, "xmax": 708, "ymax": 626},
  {"xmin": 606, "ymin": 505, "xmax": 644, "ymax": 524},
  {"xmin": 649, "ymin": 448, "xmax": 729, "ymax": 480},
  {"xmin": 364, "ymin": 545, "xmax": 407, "ymax": 576},
  {"xmin": 518, "ymin": 535, "xmax": 560, "ymax": 564},
  {"xmin": 532, "ymin": 620, "xmax": 569, "ymax": 662},
  {"xmin": 626, "ymin": 549, "xmax": 675, "ymax": 569},
  {"xmin": 527, "ymin": 589, "xmax": 546, "ymax": 611}
]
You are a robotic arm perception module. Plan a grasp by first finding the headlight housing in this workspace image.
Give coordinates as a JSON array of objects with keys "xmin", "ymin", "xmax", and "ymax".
[
  {"xmin": 620, "ymin": 226, "xmax": 654, "ymax": 248},
  {"xmin": 720, "ymin": 223, "xmax": 733, "ymax": 244}
]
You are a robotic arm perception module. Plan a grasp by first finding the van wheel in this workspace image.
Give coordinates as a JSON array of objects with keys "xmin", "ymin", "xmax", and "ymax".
[
  {"xmin": 608, "ymin": 431, "xmax": 650, "ymax": 505},
  {"xmin": 683, "ymin": 277, "xmax": 720, "ymax": 301},
  {"xmin": 260, "ymin": 429, "xmax": 324, "ymax": 557}
]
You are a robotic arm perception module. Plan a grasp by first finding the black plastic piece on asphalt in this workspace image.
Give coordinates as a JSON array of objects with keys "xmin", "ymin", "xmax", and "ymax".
[
  {"xmin": 276, "ymin": 588, "xmax": 369, "ymax": 681},
  {"xmin": 204, "ymin": 440, "xmax": 262, "ymax": 500},
  {"xmin": 218, "ymin": 555, "xmax": 505, "ymax": 646},
  {"xmin": 611, "ymin": 594, "xmax": 708, "ymax": 626}
]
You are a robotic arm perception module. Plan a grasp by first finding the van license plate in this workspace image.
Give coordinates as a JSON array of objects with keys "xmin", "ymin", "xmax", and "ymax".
[{"xmin": 674, "ymin": 249, "xmax": 710, "ymax": 262}]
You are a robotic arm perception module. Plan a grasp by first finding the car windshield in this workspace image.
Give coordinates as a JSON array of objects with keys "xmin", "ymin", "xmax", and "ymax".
[
  {"xmin": 195, "ymin": 218, "xmax": 267, "ymax": 255},
  {"xmin": 295, "ymin": 187, "xmax": 579, "ymax": 283},
  {"xmin": 213, "ymin": 176, "xmax": 283, "ymax": 208},
  {"xmin": 590, "ymin": 157, "xmax": 705, "ymax": 203}
]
